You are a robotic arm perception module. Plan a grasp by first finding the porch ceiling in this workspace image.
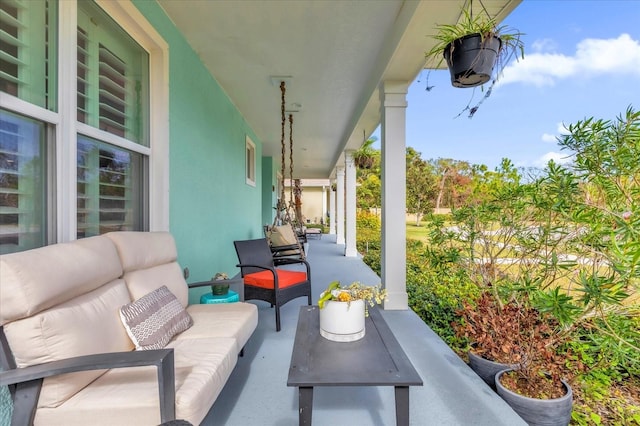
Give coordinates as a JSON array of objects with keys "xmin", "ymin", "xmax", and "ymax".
[{"xmin": 157, "ymin": 0, "xmax": 521, "ymax": 179}]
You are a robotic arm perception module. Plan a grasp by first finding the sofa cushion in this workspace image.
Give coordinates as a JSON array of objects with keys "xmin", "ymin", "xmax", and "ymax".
[
  {"xmin": 244, "ymin": 269, "xmax": 307, "ymax": 289},
  {"xmin": 105, "ymin": 231, "xmax": 178, "ymax": 273},
  {"xmin": 105, "ymin": 231, "xmax": 189, "ymax": 306},
  {"xmin": 33, "ymin": 337, "xmax": 238, "ymax": 426},
  {"xmin": 181, "ymin": 303, "xmax": 258, "ymax": 353},
  {"xmin": 3, "ymin": 280, "xmax": 134, "ymax": 408},
  {"xmin": 121, "ymin": 262, "xmax": 189, "ymax": 307},
  {"xmin": 120, "ymin": 286, "xmax": 193, "ymax": 350},
  {"xmin": 0, "ymin": 235, "xmax": 123, "ymax": 325}
]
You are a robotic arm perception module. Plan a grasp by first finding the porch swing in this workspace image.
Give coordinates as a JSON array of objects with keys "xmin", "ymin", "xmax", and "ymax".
[{"xmin": 264, "ymin": 81, "xmax": 306, "ymax": 260}]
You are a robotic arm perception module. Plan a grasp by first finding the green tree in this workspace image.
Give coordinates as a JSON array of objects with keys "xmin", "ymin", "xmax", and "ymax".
[
  {"xmin": 357, "ymin": 173, "xmax": 381, "ymax": 212},
  {"xmin": 431, "ymin": 158, "xmax": 474, "ymax": 209},
  {"xmin": 406, "ymin": 147, "xmax": 436, "ymax": 225}
]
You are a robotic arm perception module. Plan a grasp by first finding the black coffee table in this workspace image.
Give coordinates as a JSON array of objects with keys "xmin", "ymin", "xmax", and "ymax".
[{"xmin": 287, "ymin": 305, "xmax": 423, "ymax": 425}]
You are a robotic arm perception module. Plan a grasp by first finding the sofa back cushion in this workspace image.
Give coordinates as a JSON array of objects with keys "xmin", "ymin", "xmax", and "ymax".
[
  {"xmin": 105, "ymin": 231, "xmax": 189, "ymax": 307},
  {"xmin": 3, "ymin": 280, "xmax": 134, "ymax": 407},
  {"xmin": 0, "ymin": 235, "xmax": 123, "ymax": 325}
]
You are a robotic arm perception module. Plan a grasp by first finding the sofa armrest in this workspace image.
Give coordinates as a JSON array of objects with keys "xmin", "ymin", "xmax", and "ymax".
[{"xmin": 0, "ymin": 349, "xmax": 175, "ymax": 425}]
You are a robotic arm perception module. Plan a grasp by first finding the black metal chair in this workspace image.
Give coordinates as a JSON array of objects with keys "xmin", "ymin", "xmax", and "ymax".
[{"xmin": 233, "ymin": 238, "xmax": 311, "ymax": 331}]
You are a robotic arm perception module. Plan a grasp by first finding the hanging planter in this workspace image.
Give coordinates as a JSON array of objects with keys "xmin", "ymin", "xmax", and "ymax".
[
  {"xmin": 424, "ymin": 0, "xmax": 524, "ymax": 116},
  {"xmin": 443, "ymin": 33, "xmax": 502, "ymax": 88}
]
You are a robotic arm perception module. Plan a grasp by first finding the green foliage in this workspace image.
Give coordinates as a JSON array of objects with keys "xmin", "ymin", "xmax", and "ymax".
[
  {"xmin": 357, "ymin": 174, "xmax": 381, "ymax": 210},
  {"xmin": 354, "ymin": 138, "xmax": 381, "ymax": 210},
  {"xmin": 406, "ymin": 266, "xmax": 478, "ymax": 352},
  {"xmin": 357, "ymin": 211, "xmax": 381, "ymax": 272},
  {"xmin": 406, "ymin": 147, "xmax": 437, "ymax": 224},
  {"xmin": 356, "ymin": 109, "xmax": 640, "ymax": 418}
]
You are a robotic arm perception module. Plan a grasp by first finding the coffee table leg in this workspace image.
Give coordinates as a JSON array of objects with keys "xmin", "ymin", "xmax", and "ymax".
[
  {"xmin": 394, "ymin": 386, "xmax": 409, "ymax": 426},
  {"xmin": 299, "ymin": 386, "xmax": 313, "ymax": 425}
]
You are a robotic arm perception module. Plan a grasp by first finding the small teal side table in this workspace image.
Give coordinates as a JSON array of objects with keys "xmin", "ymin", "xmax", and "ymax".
[{"xmin": 200, "ymin": 290, "xmax": 239, "ymax": 304}]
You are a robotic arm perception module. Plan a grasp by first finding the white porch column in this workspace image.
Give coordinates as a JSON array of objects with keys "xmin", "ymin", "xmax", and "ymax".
[
  {"xmin": 329, "ymin": 181, "xmax": 336, "ymax": 235},
  {"xmin": 380, "ymin": 80, "xmax": 409, "ymax": 310},
  {"xmin": 335, "ymin": 166, "xmax": 345, "ymax": 245},
  {"xmin": 344, "ymin": 151, "xmax": 357, "ymax": 257},
  {"xmin": 321, "ymin": 185, "xmax": 328, "ymax": 226}
]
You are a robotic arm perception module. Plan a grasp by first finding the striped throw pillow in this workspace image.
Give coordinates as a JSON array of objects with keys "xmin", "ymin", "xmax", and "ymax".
[{"xmin": 119, "ymin": 285, "xmax": 193, "ymax": 350}]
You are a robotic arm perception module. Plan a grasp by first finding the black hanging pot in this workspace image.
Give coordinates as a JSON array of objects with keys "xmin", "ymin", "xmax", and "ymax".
[{"xmin": 443, "ymin": 33, "xmax": 502, "ymax": 88}]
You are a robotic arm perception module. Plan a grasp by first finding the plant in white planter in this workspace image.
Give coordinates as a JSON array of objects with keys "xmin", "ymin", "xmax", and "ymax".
[
  {"xmin": 317, "ymin": 281, "xmax": 387, "ymax": 342},
  {"xmin": 424, "ymin": 2, "xmax": 524, "ymax": 116}
]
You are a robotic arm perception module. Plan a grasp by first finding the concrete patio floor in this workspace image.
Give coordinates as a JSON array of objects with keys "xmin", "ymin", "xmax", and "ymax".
[{"xmin": 201, "ymin": 235, "xmax": 526, "ymax": 426}]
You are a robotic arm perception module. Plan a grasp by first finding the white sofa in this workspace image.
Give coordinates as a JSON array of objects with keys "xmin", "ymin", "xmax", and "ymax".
[{"xmin": 0, "ymin": 231, "xmax": 258, "ymax": 425}]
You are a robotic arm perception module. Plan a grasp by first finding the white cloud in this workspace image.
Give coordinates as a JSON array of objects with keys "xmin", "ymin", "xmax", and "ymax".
[
  {"xmin": 498, "ymin": 34, "xmax": 640, "ymax": 87},
  {"xmin": 531, "ymin": 38, "xmax": 558, "ymax": 53},
  {"xmin": 534, "ymin": 151, "xmax": 573, "ymax": 167},
  {"xmin": 541, "ymin": 122, "xmax": 570, "ymax": 144},
  {"xmin": 556, "ymin": 122, "xmax": 570, "ymax": 135}
]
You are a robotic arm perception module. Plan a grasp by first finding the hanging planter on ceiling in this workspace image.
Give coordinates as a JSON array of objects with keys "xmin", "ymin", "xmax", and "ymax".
[
  {"xmin": 424, "ymin": 0, "xmax": 524, "ymax": 116},
  {"xmin": 444, "ymin": 33, "xmax": 502, "ymax": 88}
]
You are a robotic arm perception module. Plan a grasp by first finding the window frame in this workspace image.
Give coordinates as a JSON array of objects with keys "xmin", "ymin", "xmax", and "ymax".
[
  {"xmin": 0, "ymin": 0, "xmax": 169, "ymax": 247},
  {"xmin": 245, "ymin": 135, "xmax": 256, "ymax": 187}
]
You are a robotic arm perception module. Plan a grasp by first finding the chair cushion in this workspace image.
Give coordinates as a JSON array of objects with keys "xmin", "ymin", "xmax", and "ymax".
[
  {"xmin": 243, "ymin": 270, "xmax": 307, "ymax": 289},
  {"xmin": 119, "ymin": 286, "xmax": 193, "ymax": 350}
]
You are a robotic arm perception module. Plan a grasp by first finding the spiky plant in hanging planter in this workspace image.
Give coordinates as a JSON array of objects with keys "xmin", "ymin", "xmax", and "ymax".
[{"xmin": 424, "ymin": 1, "xmax": 524, "ymax": 117}]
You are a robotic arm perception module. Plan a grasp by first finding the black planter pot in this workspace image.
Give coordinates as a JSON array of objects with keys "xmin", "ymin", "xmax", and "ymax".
[
  {"xmin": 443, "ymin": 33, "xmax": 502, "ymax": 88},
  {"xmin": 468, "ymin": 351, "xmax": 516, "ymax": 388},
  {"xmin": 495, "ymin": 369, "xmax": 573, "ymax": 426}
]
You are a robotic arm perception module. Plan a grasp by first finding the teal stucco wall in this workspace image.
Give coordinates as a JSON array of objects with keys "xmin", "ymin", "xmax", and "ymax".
[{"xmin": 132, "ymin": 0, "xmax": 265, "ymax": 303}]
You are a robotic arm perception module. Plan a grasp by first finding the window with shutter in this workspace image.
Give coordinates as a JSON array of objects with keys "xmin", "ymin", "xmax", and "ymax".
[
  {"xmin": 0, "ymin": 0, "xmax": 53, "ymax": 254},
  {"xmin": 77, "ymin": 135, "xmax": 143, "ymax": 238},
  {"xmin": 75, "ymin": 1, "xmax": 149, "ymax": 238},
  {"xmin": 77, "ymin": 0, "xmax": 149, "ymax": 145},
  {"xmin": 0, "ymin": 0, "xmax": 163, "ymax": 253},
  {"xmin": 246, "ymin": 136, "xmax": 256, "ymax": 186},
  {"xmin": 0, "ymin": 0, "xmax": 57, "ymax": 110},
  {"xmin": 0, "ymin": 110, "xmax": 47, "ymax": 254}
]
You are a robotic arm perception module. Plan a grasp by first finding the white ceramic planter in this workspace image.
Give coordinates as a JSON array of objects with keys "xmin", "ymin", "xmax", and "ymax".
[{"xmin": 319, "ymin": 299, "xmax": 365, "ymax": 342}]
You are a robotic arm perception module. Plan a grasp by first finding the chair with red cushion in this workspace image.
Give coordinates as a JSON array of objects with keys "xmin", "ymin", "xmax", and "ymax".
[{"xmin": 234, "ymin": 238, "xmax": 311, "ymax": 331}]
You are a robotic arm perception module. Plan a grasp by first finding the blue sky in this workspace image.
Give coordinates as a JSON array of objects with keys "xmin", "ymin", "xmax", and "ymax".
[{"xmin": 374, "ymin": 0, "xmax": 640, "ymax": 170}]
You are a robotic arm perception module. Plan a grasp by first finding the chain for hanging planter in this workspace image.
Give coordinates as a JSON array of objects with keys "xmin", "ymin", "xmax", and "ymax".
[
  {"xmin": 273, "ymin": 81, "xmax": 288, "ymax": 226},
  {"xmin": 280, "ymin": 82, "xmax": 286, "ymax": 208},
  {"xmin": 288, "ymin": 114, "xmax": 295, "ymax": 217}
]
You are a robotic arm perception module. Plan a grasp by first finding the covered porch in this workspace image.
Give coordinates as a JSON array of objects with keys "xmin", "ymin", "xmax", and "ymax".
[{"xmin": 203, "ymin": 236, "xmax": 525, "ymax": 425}]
